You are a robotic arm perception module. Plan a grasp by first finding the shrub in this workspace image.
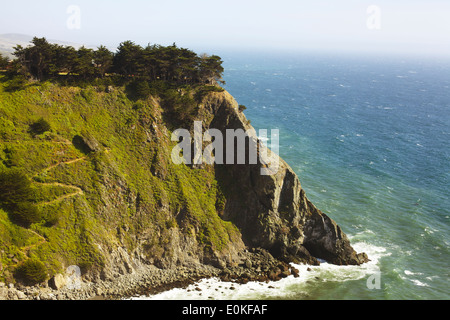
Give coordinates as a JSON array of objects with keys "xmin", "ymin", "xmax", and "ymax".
[
  {"xmin": 79, "ymin": 88, "xmax": 95, "ymax": 102},
  {"xmin": 162, "ymin": 89, "xmax": 197, "ymax": 128},
  {"xmin": 29, "ymin": 118, "xmax": 51, "ymax": 136},
  {"xmin": 0, "ymin": 169, "xmax": 41, "ymax": 227},
  {"xmin": 126, "ymin": 79, "xmax": 151, "ymax": 100},
  {"xmin": 194, "ymin": 85, "xmax": 224, "ymax": 102},
  {"xmin": 0, "ymin": 169, "xmax": 33, "ymax": 207},
  {"xmin": 10, "ymin": 202, "xmax": 42, "ymax": 226},
  {"xmin": 15, "ymin": 259, "xmax": 47, "ymax": 285},
  {"xmin": 238, "ymin": 105, "xmax": 247, "ymax": 112},
  {"xmin": 148, "ymin": 80, "xmax": 170, "ymax": 96},
  {"xmin": 5, "ymin": 76, "xmax": 28, "ymax": 92},
  {"xmin": 135, "ymin": 80, "xmax": 151, "ymax": 99},
  {"xmin": 132, "ymin": 101, "xmax": 145, "ymax": 110}
]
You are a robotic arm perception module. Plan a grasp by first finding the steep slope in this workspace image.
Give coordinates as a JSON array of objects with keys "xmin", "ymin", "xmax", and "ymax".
[
  {"xmin": 0, "ymin": 76, "xmax": 367, "ymax": 289},
  {"xmin": 0, "ymin": 78, "xmax": 243, "ymax": 285},
  {"xmin": 201, "ymin": 91, "xmax": 369, "ymax": 266}
]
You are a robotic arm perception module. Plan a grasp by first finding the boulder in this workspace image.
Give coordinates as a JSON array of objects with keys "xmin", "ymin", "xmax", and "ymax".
[{"xmin": 49, "ymin": 273, "xmax": 67, "ymax": 290}]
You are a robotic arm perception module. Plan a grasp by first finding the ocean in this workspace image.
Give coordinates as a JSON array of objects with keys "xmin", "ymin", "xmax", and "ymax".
[{"xmin": 137, "ymin": 51, "xmax": 450, "ymax": 300}]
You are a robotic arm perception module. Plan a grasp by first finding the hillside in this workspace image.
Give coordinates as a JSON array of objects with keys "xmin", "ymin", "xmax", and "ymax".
[{"xmin": 0, "ymin": 73, "xmax": 367, "ymax": 299}]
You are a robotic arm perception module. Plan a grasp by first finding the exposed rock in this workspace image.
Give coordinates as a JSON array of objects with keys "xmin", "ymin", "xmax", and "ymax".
[
  {"xmin": 302, "ymin": 203, "xmax": 370, "ymax": 265},
  {"xmin": 0, "ymin": 287, "xmax": 7, "ymax": 300},
  {"xmin": 16, "ymin": 290, "xmax": 26, "ymax": 300},
  {"xmin": 72, "ymin": 132, "xmax": 101, "ymax": 154},
  {"xmin": 202, "ymin": 91, "xmax": 368, "ymax": 266},
  {"xmin": 49, "ymin": 274, "xmax": 67, "ymax": 290}
]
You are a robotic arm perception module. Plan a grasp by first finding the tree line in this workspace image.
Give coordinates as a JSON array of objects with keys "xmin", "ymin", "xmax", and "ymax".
[
  {"xmin": 0, "ymin": 53, "xmax": 9, "ymax": 69},
  {"xmin": 7, "ymin": 37, "xmax": 224, "ymax": 85}
]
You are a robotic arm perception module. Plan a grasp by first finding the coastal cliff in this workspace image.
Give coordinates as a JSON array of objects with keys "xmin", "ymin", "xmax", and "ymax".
[
  {"xmin": 202, "ymin": 91, "xmax": 368, "ymax": 266},
  {"xmin": 0, "ymin": 76, "xmax": 367, "ymax": 299}
]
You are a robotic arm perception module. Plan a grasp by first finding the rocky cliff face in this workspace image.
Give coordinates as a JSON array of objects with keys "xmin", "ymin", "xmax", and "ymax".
[
  {"xmin": 94, "ymin": 89, "xmax": 369, "ymax": 280},
  {"xmin": 201, "ymin": 91, "xmax": 368, "ymax": 266},
  {"xmin": 0, "ymin": 79, "xmax": 367, "ymax": 294}
]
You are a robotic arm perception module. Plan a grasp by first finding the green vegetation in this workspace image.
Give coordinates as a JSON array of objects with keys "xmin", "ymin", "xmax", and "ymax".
[
  {"xmin": 0, "ymin": 169, "xmax": 42, "ymax": 227},
  {"xmin": 14, "ymin": 259, "xmax": 47, "ymax": 285},
  {"xmin": 28, "ymin": 118, "xmax": 51, "ymax": 136},
  {"xmin": 0, "ymin": 169, "xmax": 34, "ymax": 207},
  {"xmin": 194, "ymin": 85, "xmax": 225, "ymax": 102},
  {"xmin": 8, "ymin": 202, "xmax": 41, "ymax": 227},
  {"xmin": 0, "ymin": 53, "xmax": 9, "ymax": 70},
  {"xmin": 12, "ymin": 37, "xmax": 224, "ymax": 86},
  {"xmin": 0, "ymin": 63, "xmax": 237, "ymax": 284}
]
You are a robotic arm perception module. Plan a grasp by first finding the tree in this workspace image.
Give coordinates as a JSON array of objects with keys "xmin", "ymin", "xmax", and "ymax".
[
  {"xmin": 9, "ymin": 36, "xmax": 226, "ymax": 87},
  {"xmin": 13, "ymin": 37, "xmax": 58, "ymax": 80},
  {"xmin": 0, "ymin": 53, "xmax": 9, "ymax": 69},
  {"xmin": 94, "ymin": 45, "xmax": 113, "ymax": 77},
  {"xmin": 199, "ymin": 54, "xmax": 225, "ymax": 85},
  {"xmin": 113, "ymin": 41, "xmax": 144, "ymax": 76},
  {"xmin": 176, "ymin": 47, "xmax": 199, "ymax": 84},
  {"xmin": 73, "ymin": 46, "xmax": 96, "ymax": 78},
  {"xmin": 54, "ymin": 45, "xmax": 78, "ymax": 75}
]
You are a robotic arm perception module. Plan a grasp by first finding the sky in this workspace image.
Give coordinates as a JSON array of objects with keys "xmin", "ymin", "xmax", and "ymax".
[{"xmin": 1, "ymin": 0, "xmax": 449, "ymax": 57}]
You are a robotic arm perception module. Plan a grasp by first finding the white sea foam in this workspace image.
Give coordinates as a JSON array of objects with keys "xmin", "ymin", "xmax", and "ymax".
[
  {"xmin": 404, "ymin": 270, "xmax": 423, "ymax": 276},
  {"xmin": 411, "ymin": 279, "xmax": 429, "ymax": 287},
  {"xmin": 132, "ymin": 241, "xmax": 388, "ymax": 300}
]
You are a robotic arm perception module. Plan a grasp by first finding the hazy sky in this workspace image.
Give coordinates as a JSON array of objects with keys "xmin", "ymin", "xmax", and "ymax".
[{"xmin": 1, "ymin": 0, "xmax": 449, "ymax": 56}]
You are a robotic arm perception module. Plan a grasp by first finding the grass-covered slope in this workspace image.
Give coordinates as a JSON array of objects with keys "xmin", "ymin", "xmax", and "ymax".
[{"xmin": 0, "ymin": 75, "xmax": 240, "ymax": 284}]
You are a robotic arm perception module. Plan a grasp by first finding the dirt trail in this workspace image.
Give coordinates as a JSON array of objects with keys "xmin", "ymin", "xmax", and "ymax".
[
  {"xmin": 11, "ymin": 156, "xmax": 88, "ymax": 262},
  {"xmin": 21, "ymin": 229, "xmax": 47, "ymax": 254},
  {"xmin": 36, "ymin": 185, "xmax": 83, "ymax": 206},
  {"xmin": 31, "ymin": 156, "xmax": 87, "ymax": 207},
  {"xmin": 37, "ymin": 156, "xmax": 86, "ymax": 176}
]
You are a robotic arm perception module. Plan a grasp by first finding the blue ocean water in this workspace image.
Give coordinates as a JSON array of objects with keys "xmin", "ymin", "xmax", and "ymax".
[{"xmin": 140, "ymin": 52, "xmax": 450, "ymax": 300}]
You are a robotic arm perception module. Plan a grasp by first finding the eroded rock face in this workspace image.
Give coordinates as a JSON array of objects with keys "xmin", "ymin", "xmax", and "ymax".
[{"xmin": 202, "ymin": 91, "xmax": 368, "ymax": 266}]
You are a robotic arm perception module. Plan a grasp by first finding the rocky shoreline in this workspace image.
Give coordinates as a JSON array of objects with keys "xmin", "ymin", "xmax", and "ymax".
[{"xmin": 0, "ymin": 248, "xmax": 302, "ymax": 300}]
